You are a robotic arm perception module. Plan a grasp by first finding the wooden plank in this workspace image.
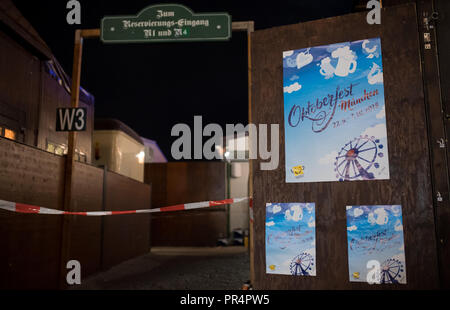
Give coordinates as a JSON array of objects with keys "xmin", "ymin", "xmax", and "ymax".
[
  {"xmin": 145, "ymin": 162, "xmax": 227, "ymax": 246},
  {"xmin": 102, "ymin": 171, "xmax": 151, "ymax": 269},
  {"xmin": 251, "ymin": 4, "xmax": 440, "ymax": 289}
]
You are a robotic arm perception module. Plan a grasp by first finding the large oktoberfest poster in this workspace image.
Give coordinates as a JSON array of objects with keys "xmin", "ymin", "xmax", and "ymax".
[{"xmin": 283, "ymin": 38, "xmax": 390, "ymax": 183}]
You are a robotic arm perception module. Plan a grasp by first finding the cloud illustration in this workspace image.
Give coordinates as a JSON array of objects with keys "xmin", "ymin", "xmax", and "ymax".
[
  {"xmin": 368, "ymin": 207, "xmax": 389, "ymax": 225},
  {"xmin": 347, "ymin": 225, "xmax": 357, "ymax": 231},
  {"xmin": 307, "ymin": 216, "xmax": 315, "ymax": 227},
  {"xmin": 285, "ymin": 204, "xmax": 303, "ymax": 222},
  {"xmin": 319, "ymin": 57, "xmax": 335, "ymax": 79},
  {"xmin": 367, "ymin": 54, "xmax": 375, "ymax": 59},
  {"xmin": 272, "ymin": 205, "xmax": 281, "ymax": 214},
  {"xmin": 353, "ymin": 207, "xmax": 364, "ymax": 217},
  {"xmin": 394, "ymin": 219, "xmax": 403, "ymax": 231},
  {"xmin": 362, "ymin": 39, "xmax": 377, "ymax": 54},
  {"xmin": 283, "ymin": 50, "xmax": 294, "ymax": 58},
  {"xmin": 266, "ymin": 221, "xmax": 275, "ymax": 227},
  {"xmin": 391, "ymin": 205, "xmax": 402, "ymax": 217},
  {"xmin": 346, "ymin": 206, "xmax": 353, "ymax": 210},
  {"xmin": 284, "ymin": 82, "xmax": 302, "ymax": 93},
  {"xmin": 368, "ymin": 62, "xmax": 383, "ymax": 85},
  {"xmin": 318, "ymin": 150, "xmax": 338, "ymax": 165},
  {"xmin": 296, "ymin": 51, "xmax": 313, "ymax": 69},
  {"xmin": 331, "ymin": 46, "xmax": 357, "ymax": 77},
  {"xmin": 361, "ymin": 123, "xmax": 387, "ymax": 139},
  {"xmin": 290, "ymin": 74, "xmax": 299, "ymax": 81}
]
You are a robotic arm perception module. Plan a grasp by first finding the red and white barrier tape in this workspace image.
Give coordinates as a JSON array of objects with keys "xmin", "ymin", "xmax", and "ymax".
[
  {"xmin": 249, "ymin": 198, "xmax": 254, "ymax": 223},
  {"xmin": 0, "ymin": 198, "xmax": 251, "ymax": 216}
]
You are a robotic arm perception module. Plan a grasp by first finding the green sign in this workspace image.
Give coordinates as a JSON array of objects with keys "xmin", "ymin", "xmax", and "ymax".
[{"xmin": 101, "ymin": 4, "xmax": 231, "ymax": 43}]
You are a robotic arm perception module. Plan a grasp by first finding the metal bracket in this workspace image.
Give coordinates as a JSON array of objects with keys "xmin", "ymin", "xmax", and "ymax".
[
  {"xmin": 436, "ymin": 191, "xmax": 443, "ymax": 202},
  {"xmin": 437, "ymin": 138, "xmax": 446, "ymax": 148}
]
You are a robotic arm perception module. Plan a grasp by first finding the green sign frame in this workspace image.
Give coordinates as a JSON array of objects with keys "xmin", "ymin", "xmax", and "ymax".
[{"xmin": 101, "ymin": 4, "xmax": 231, "ymax": 43}]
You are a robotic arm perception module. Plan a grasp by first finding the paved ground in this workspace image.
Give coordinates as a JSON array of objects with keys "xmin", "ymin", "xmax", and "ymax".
[{"xmin": 74, "ymin": 246, "xmax": 249, "ymax": 290}]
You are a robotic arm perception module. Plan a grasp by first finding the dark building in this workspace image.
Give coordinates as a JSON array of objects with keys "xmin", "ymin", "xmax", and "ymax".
[{"xmin": 0, "ymin": 0, "xmax": 94, "ymax": 162}]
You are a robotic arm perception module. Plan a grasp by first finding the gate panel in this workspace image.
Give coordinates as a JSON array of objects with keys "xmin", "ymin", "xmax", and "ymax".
[{"xmin": 251, "ymin": 4, "xmax": 440, "ymax": 289}]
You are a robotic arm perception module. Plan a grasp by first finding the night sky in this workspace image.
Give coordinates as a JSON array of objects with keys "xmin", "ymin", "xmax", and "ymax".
[{"xmin": 12, "ymin": 0, "xmax": 356, "ymax": 159}]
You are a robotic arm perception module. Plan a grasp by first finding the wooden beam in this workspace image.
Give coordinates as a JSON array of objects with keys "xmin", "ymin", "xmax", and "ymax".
[
  {"xmin": 232, "ymin": 21, "xmax": 254, "ymax": 34},
  {"xmin": 59, "ymin": 29, "xmax": 83, "ymax": 289},
  {"xmin": 81, "ymin": 28, "xmax": 101, "ymax": 38},
  {"xmin": 245, "ymin": 22, "xmax": 255, "ymax": 287}
]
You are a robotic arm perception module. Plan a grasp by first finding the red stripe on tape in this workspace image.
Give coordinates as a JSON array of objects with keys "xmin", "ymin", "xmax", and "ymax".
[
  {"xmin": 111, "ymin": 210, "xmax": 137, "ymax": 215},
  {"xmin": 15, "ymin": 203, "xmax": 40, "ymax": 214},
  {"xmin": 64, "ymin": 211, "xmax": 87, "ymax": 216},
  {"xmin": 159, "ymin": 204, "xmax": 185, "ymax": 212},
  {"xmin": 209, "ymin": 199, "xmax": 234, "ymax": 206}
]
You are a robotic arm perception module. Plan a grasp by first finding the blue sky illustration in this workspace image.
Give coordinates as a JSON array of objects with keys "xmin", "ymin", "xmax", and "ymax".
[
  {"xmin": 346, "ymin": 205, "xmax": 407, "ymax": 284},
  {"xmin": 265, "ymin": 203, "xmax": 316, "ymax": 276},
  {"xmin": 283, "ymin": 38, "xmax": 390, "ymax": 183}
]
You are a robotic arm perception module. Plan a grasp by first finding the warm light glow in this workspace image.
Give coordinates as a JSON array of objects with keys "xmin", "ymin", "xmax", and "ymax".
[
  {"xmin": 4, "ymin": 129, "xmax": 16, "ymax": 140},
  {"xmin": 136, "ymin": 151, "xmax": 145, "ymax": 164}
]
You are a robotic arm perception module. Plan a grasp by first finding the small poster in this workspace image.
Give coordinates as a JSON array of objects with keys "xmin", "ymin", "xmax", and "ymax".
[
  {"xmin": 266, "ymin": 203, "xmax": 316, "ymax": 276},
  {"xmin": 346, "ymin": 205, "xmax": 407, "ymax": 284},
  {"xmin": 283, "ymin": 38, "xmax": 390, "ymax": 183}
]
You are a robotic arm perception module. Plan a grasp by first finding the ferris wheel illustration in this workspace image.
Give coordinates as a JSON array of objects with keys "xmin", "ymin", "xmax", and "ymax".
[
  {"xmin": 334, "ymin": 135, "xmax": 384, "ymax": 181},
  {"xmin": 380, "ymin": 258, "xmax": 405, "ymax": 284},
  {"xmin": 289, "ymin": 252, "xmax": 314, "ymax": 276}
]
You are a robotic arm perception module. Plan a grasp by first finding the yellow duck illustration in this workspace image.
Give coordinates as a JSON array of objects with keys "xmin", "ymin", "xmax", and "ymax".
[
  {"xmin": 269, "ymin": 265, "xmax": 276, "ymax": 271},
  {"xmin": 291, "ymin": 165, "xmax": 305, "ymax": 177},
  {"xmin": 353, "ymin": 272, "xmax": 360, "ymax": 279}
]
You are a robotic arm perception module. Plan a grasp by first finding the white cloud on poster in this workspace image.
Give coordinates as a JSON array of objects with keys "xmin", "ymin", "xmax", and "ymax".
[
  {"xmin": 361, "ymin": 123, "xmax": 387, "ymax": 139},
  {"xmin": 272, "ymin": 205, "xmax": 281, "ymax": 214},
  {"xmin": 346, "ymin": 206, "xmax": 353, "ymax": 210},
  {"xmin": 362, "ymin": 39, "xmax": 377, "ymax": 54},
  {"xmin": 367, "ymin": 54, "xmax": 375, "ymax": 59},
  {"xmin": 266, "ymin": 221, "xmax": 275, "ymax": 227},
  {"xmin": 290, "ymin": 74, "xmax": 299, "ymax": 81},
  {"xmin": 308, "ymin": 216, "xmax": 315, "ymax": 227},
  {"xmin": 347, "ymin": 225, "xmax": 358, "ymax": 231},
  {"xmin": 391, "ymin": 205, "xmax": 402, "ymax": 217},
  {"xmin": 283, "ymin": 82, "xmax": 302, "ymax": 94},
  {"xmin": 283, "ymin": 50, "xmax": 294, "ymax": 58},
  {"xmin": 319, "ymin": 57, "xmax": 335, "ymax": 79},
  {"xmin": 285, "ymin": 204, "xmax": 303, "ymax": 222},
  {"xmin": 353, "ymin": 207, "xmax": 364, "ymax": 217},
  {"xmin": 368, "ymin": 207, "xmax": 389, "ymax": 225},
  {"xmin": 318, "ymin": 150, "xmax": 338, "ymax": 165},
  {"xmin": 306, "ymin": 203, "xmax": 314, "ymax": 214},
  {"xmin": 296, "ymin": 51, "xmax": 313, "ymax": 69},
  {"xmin": 326, "ymin": 42, "xmax": 350, "ymax": 53},
  {"xmin": 394, "ymin": 219, "xmax": 403, "ymax": 231},
  {"xmin": 331, "ymin": 46, "xmax": 358, "ymax": 77},
  {"xmin": 376, "ymin": 105, "xmax": 385, "ymax": 119},
  {"xmin": 368, "ymin": 62, "xmax": 383, "ymax": 85}
]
